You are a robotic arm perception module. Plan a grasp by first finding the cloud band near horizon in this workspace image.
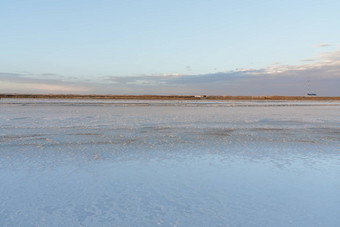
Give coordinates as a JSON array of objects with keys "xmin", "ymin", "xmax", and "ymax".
[{"xmin": 1, "ymin": 48, "xmax": 340, "ymax": 96}]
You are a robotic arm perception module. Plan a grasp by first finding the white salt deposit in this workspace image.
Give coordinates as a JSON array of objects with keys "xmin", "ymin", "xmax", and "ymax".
[{"xmin": 0, "ymin": 99, "xmax": 340, "ymax": 226}]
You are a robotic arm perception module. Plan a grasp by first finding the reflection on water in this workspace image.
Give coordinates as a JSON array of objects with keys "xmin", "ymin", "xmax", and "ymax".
[{"xmin": 0, "ymin": 100, "xmax": 340, "ymax": 226}]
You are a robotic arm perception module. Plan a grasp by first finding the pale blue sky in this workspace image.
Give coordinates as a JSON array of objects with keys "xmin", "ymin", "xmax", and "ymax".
[{"xmin": 1, "ymin": 0, "xmax": 340, "ymax": 95}]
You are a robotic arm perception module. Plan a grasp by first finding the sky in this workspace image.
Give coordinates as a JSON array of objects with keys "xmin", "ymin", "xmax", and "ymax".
[{"xmin": 1, "ymin": 0, "xmax": 340, "ymax": 95}]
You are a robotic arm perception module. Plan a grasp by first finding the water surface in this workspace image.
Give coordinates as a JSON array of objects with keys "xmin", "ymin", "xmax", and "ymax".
[{"xmin": 1, "ymin": 99, "xmax": 340, "ymax": 226}]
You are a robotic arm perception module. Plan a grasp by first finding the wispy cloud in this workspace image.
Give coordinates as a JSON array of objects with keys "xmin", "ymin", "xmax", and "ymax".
[
  {"xmin": 1, "ymin": 48, "xmax": 340, "ymax": 96},
  {"xmin": 0, "ymin": 73, "xmax": 92, "ymax": 93},
  {"xmin": 315, "ymin": 43, "xmax": 331, "ymax": 48},
  {"xmin": 300, "ymin": 59, "xmax": 315, "ymax": 62}
]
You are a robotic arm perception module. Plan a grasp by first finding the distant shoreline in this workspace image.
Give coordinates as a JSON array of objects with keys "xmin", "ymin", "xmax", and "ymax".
[{"xmin": 1, "ymin": 94, "xmax": 340, "ymax": 101}]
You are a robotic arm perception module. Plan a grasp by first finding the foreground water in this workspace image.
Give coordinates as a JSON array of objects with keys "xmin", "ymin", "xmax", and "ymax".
[{"xmin": 1, "ymin": 99, "xmax": 340, "ymax": 226}]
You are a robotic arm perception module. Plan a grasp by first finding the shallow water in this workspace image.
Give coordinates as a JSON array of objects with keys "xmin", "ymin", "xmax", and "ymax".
[{"xmin": 1, "ymin": 99, "xmax": 340, "ymax": 226}]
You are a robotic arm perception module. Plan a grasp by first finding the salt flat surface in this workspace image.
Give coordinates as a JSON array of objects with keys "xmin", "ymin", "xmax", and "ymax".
[{"xmin": 1, "ymin": 99, "xmax": 340, "ymax": 226}]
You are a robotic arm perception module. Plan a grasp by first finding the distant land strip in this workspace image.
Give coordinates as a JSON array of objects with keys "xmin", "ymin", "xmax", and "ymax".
[{"xmin": 1, "ymin": 94, "xmax": 340, "ymax": 100}]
